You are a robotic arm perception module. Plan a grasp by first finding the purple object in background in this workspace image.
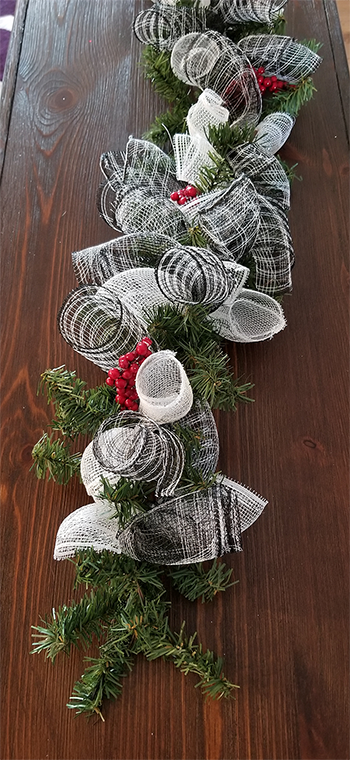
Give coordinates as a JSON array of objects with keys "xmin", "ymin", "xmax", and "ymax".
[{"xmin": 0, "ymin": 0, "xmax": 16, "ymax": 79}]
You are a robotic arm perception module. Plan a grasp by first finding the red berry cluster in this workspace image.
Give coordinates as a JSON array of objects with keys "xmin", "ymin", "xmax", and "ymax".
[
  {"xmin": 170, "ymin": 185, "xmax": 198, "ymax": 206},
  {"xmin": 254, "ymin": 66, "xmax": 294, "ymax": 95},
  {"xmin": 106, "ymin": 338, "xmax": 152, "ymax": 411}
]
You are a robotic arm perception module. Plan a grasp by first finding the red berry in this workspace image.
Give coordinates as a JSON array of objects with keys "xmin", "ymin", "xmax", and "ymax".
[
  {"xmin": 257, "ymin": 75, "xmax": 264, "ymax": 84},
  {"xmin": 257, "ymin": 66, "xmax": 265, "ymax": 75},
  {"xmin": 276, "ymin": 80, "xmax": 285, "ymax": 89},
  {"xmin": 259, "ymin": 85, "xmax": 266, "ymax": 93},
  {"xmin": 270, "ymin": 75, "xmax": 277, "ymax": 83},
  {"xmin": 270, "ymin": 83, "xmax": 278, "ymax": 92},
  {"xmin": 118, "ymin": 357, "xmax": 129, "ymax": 369},
  {"xmin": 170, "ymin": 191, "xmax": 179, "ymax": 202},
  {"xmin": 136, "ymin": 341, "xmax": 149, "ymax": 356},
  {"xmin": 115, "ymin": 394, "xmax": 126, "ymax": 405},
  {"xmin": 178, "ymin": 197, "xmax": 187, "ymax": 205},
  {"xmin": 130, "ymin": 363, "xmax": 139, "ymax": 375},
  {"xmin": 130, "ymin": 402, "xmax": 139, "ymax": 411},
  {"xmin": 264, "ymin": 78, "xmax": 271, "ymax": 88},
  {"xmin": 108, "ymin": 368, "xmax": 120, "ymax": 380},
  {"xmin": 185, "ymin": 185, "xmax": 198, "ymax": 198},
  {"xmin": 115, "ymin": 377, "xmax": 127, "ymax": 389},
  {"xmin": 106, "ymin": 376, "xmax": 115, "ymax": 387},
  {"xmin": 122, "ymin": 369, "xmax": 133, "ymax": 380},
  {"xmin": 125, "ymin": 398, "xmax": 136, "ymax": 409},
  {"xmin": 125, "ymin": 351, "xmax": 136, "ymax": 361}
]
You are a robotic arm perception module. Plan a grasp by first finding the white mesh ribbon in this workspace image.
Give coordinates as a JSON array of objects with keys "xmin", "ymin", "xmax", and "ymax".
[
  {"xmin": 155, "ymin": 245, "xmax": 248, "ymax": 308},
  {"xmin": 57, "ymin": 285, "xmax": 145, "ymax": 371},
  {"xmin": 211, "ymin": 287, "xmax": 286, "ymax": 342},
  {"xmin": 254, "ymin": 112, "xmax": 295, "ymax": 155},
  {"xmin": 171, "ymin": 31, "xmax": 261, "ymax": 125},
  {"xmin": 227, "ymin": 142, "xmax": 291, "ymax": 209},
  {"xmin": 133, "ymin": 5, "xmax": 206, "ymax": 50},
  {"xmin": 237, "ymin": 35, "xmax": 322, "ymax": 84},
  {"xmin": 80, "ymin": 441, "xmax": 120, "ymax": 500},
  {"xmin": 186, "ymin": 89, "xmax": 229, "ymax": 141},
  {"xmin": 210, "ymin": 0, "xmax": 287, "ymax": 23},
  {"xmin": 173, "ymin": 132, "xmax": 219, "ymax": 187},
  {"xmin": 93, "ymin": 411, "xmax": 185, "ymax": 497},
  {"xmin": 249, "ymin": 195, "xmax": 294, "ymax": 294},
  {"xmin": 136, "ymin": 350, "xmax": 193, "ymax": 424},
  {"xmin": 54, "ymin": 501, "xmax": 121, "ymax": 560},
  {"xmin": 118, "ymin": 483, "xmax": 242, "ymax": 564}
]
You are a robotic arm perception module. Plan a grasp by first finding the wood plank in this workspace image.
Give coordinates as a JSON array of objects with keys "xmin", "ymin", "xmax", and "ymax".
[{"xmin": 0, "ymin": 1, "xmax": 348, "ymax": 758}]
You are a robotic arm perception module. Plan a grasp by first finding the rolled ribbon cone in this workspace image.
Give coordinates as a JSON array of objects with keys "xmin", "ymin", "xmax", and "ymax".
[
  {"xmin": 93, "ymin": 411, "xmax": 185, "ymax": 497},
  {"xmin": 254, "ymin": 112, "xmax": 295, "ymax": 156},
  {"xmin": 210, "ymin": 287, "xmax": 286, "ymax": 342},
  {"xmin": 136, "ymin": 350, "xmax": 194, "ymax": 423},
  {"xmin": 237, "ymin": 35, "xmax": 322, "ymax": 84}
]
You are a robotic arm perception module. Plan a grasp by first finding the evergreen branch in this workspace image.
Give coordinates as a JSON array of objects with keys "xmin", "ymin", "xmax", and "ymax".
[
  {"xmin": 196, "ymin": 151, "xmax": 234, "ymax": 195},
  {"xmin": 67, "ymin": 653, "xmax": 133, "ymax": 720},
  {"xmin": 141, "ymin": 46, "xmax": 194, "ymax": 104},
  {"xmin": 127, "ymin": 602, "xmax": 239, "ymax": 700},
  {"xmin": 262, "ymin": 77, "xmax": 317, "ymax": 117},
  {"xmin": 205, "ymin": 122, "xmax": 256, "ymax": 158},
  {"xmin": 31, "ymin": 433, "xmax": 82, "ymax": 484},
  {"xmin": 298, "ymin": 38, "xmax": 323, "ymax": 54},
  {"xmin": 73, "ymin": 550, "xmax": 165, "ymax": 601},
  {"xmin": 146, "ymin": 304, "xmax": 253, "ymax": 410},
  {"xmin": 277, "ymin": 157, "xmax": 302, "ymax": 184},
  {"xmin": 168, "ymin": 559, "xmax": 237, "ymax": 602},
  {"xmin": 31, "ymin": 588, "xmax": 122, "ymax": 661},
  {"xmin": 143, "ymin": 104, "xmax": 189, "ymax": 148},
  {"xmin": 39, "ymin": 366, "xmax": 116, "ymax": 438},
  {"xmin": 97, "ymin": 477, "xmax": 156, "ymax": 528},
  {"xmin": 206, "ymin": 12, "xmax": 286, "ymax": 42}
]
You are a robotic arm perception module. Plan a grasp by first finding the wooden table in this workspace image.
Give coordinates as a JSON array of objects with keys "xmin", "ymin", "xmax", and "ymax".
[{"xmin": 0, "ymin": 2, "xmax": 348, "ymax": 758}]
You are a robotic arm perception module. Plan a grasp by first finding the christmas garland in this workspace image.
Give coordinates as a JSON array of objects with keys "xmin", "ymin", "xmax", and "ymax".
[{"xmin": 31, "ymin": 0, "xmax": 322, "ymax": 720}]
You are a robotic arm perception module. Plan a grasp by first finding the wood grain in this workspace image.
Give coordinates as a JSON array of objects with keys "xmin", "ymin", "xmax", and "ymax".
[{"xmin": 0, "ymin": 1, "xmax": 348, "ymax": 758}]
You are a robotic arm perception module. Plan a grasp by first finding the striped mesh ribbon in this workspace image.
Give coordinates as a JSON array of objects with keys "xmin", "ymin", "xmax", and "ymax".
[{"xmin": 237, "ymin": 35, "xmax": 322, "ymax": 84}]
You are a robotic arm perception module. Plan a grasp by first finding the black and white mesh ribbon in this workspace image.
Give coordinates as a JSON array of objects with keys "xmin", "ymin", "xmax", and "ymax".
[
  {"xmin": 93, "ymin": 411, "xmax": 185, "ymax": 497},
  {"xmin": 98, "ymin": 267, "xmax": 171, "ymax": 323},
  {"xmin": 237, "ymin": 35, "xmax": 322, "ymax": 84},
  {"xmin": 113, "ymin": 187, "xmax": 189, "ymax": 239},
  {"xmin": 248, "ymin": 195, "xmax": 294, "ymax": 294},
  {"xmin": 210, "ymin": 0, "xmax": 287, "ymax": 24},
  {"xmin": 168, "ymin": 399, "xmax": 220, "ymax": 477},
  {"xmin": 227, "ymin": 142, "xmax": 291, "ymax": 210},
  {"xmin": 170, "ymin": 30, "xmax": 261, "ymax": 125},
  {"xmin": 57, "ymin": 285, "xmax": 145, "ymax": 371},
  {"xmin": 135, "ymin": 351, "xmax": 194, "ymax": 424},
  {"xmin": 134, "ymin": 4, "xmax": 206, "ymax": 50},
  {"xmin": 155, "ymin": 245, "xmax": 248, "ymax": 309},
  {"xmin": 118, "ymin": 483, "xmax": 243, "ymax": 564},
  {"xmin": 72, "ymin": 233, "xmax": 174, "ymax": 286},
  {"xmin": 181, "ymin": 176, "xmax": 261, "ymax": 259}
]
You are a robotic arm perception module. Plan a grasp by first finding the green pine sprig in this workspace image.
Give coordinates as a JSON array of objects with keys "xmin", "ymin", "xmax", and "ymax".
[
  {"xmin": 31, "ymin": 432, "xmax": 82, "ymax": 485},
  {"xmin": 31, "ymin": 588, "xmax": 122, "ymax": 661},
  {"xmin": 146, "ymin": 304, "xmax": 254, "ymax": 411},
  {"xmin": 169, "ymin": 559, "xmax": 237, "ymax": 603},
  {"xmin": 261, "ymin": 76, "xmax": 317, "ymax": 117},
  {"xmin": 39, "ymin": 366, "xmax": 116, "ymax": 438},
  {"xmin": 97, "ymin": 476, "xmax": 156, "ymax": 528}
]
